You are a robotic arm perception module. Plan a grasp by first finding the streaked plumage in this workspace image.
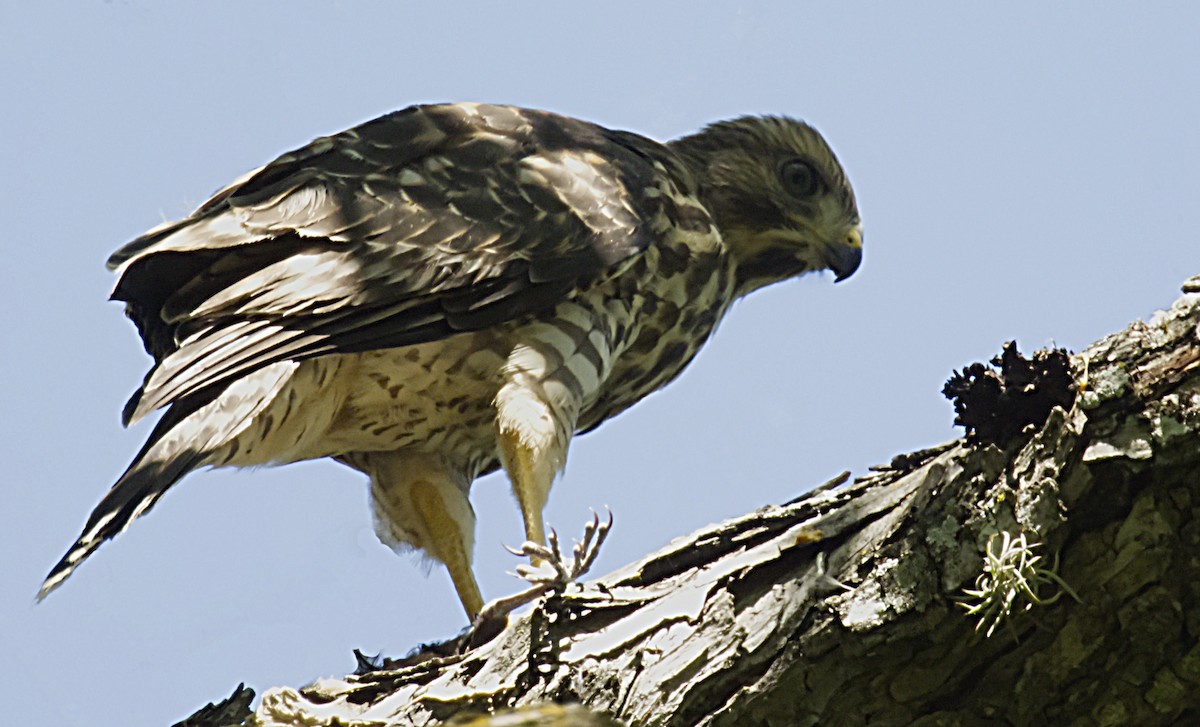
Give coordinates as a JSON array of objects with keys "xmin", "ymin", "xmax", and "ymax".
[{"xmin": 42, "ymin": 103, "xmax": 862, "ymax": 617}]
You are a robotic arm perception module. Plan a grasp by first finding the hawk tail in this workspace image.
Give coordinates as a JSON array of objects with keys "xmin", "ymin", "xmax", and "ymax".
[
  {"xmin": 39, "ymin": 361, "xmax": 299, "ymax": 601},
  {"xmin": 38, "ymin": 412, "xmax": 206, "ymax": 601}
]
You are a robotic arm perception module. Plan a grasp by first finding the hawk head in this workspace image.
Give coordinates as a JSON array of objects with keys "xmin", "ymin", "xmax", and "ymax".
[{"xmin": 670, "ymin": 116, "xmax": 862, "ymax": 296}]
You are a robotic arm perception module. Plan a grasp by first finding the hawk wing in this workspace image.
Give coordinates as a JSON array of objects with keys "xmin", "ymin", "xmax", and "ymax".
[{"xmin": 113, "ymin": 103, "xmax": 677, "ymax": 425}]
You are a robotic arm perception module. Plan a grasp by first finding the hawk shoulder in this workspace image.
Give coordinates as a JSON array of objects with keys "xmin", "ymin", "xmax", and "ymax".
[{"xmin": 113, "ymin": 103, "xmax": 699, "ymax": 425}]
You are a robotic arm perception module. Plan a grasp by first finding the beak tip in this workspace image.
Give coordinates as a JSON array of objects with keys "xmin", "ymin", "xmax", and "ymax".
[{"xmin": 829, "ymin": 245, "xmax": 863, "ymax": 283}]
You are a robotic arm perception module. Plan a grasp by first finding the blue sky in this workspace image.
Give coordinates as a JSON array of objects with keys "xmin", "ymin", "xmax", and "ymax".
[{"xmin": 3, "ymin": 4, "xmax": 1198, "ymax": 725}]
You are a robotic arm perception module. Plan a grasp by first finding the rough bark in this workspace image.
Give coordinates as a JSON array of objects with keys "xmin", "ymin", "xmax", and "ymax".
[{"xmin": 181, "ymin": 277, "xmax": 1200, "ymax": 727}]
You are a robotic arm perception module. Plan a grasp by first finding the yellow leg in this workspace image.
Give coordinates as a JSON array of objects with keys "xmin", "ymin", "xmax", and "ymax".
[
  {"xmin": 498, "ymin": 429, "xmax": 549, "ymax": 549},
  {"xmin": 356, "ymin": 451, "xmax": 484, "ymax": 620},
  {"xmin": 410, "ymin": 479, "xmax": 484, "ymax": 619}
]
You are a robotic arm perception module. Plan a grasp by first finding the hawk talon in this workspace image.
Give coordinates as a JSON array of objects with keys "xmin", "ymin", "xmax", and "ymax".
[
  {"xmin": 504, "ymin": 541, "xmax": 554, "ymax": 560},
  {"xmin": 814, "ymin": 551, "xmax": 853, "ymax": 594},
  {"xmin": 467, "ymin": 510, "xmax": 614, "ymax": 646},
  {"xmin": 481, "ymin": 511, "xmax": 614, "ymax": 621},
  {"xmin": 578, "ymin": 509, "xmax": 613, "ymax": 577},
  {"xmin": 546, "ymin": 528, "xmax": 571, "ymax": 582},
  {"xmin": 502, "ymin": 509, "xmax": 613, "ymax": 588}
]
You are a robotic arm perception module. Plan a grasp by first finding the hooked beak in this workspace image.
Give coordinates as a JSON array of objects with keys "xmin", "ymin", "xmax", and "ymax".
[{"xmin": 827, "ymin": 226, "xmax": 863, "ymax": 282}]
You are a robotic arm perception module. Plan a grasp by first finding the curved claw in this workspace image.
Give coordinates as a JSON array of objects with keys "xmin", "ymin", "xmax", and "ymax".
[
  {"xmin": 502, "ymin": 508, "xmax": 616, "ymax": 591},
  {"xmin": 472, "ymin": 508, "xmax": 619, "ymax": 651},
  {"xmin": 505, "ymin": 540, "xmax": 555, "ymax": 559}
]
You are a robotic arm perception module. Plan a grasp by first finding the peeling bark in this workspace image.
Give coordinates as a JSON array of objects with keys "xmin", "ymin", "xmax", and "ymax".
[{"xmin": 181, "ymin": 280, "xmax": 1200, "ymax": 727}]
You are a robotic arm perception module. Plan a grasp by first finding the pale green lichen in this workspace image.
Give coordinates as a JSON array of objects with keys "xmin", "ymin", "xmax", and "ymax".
[
  {"xmin": 1077, "ymin": 359, "xmax": 1131, "ymax": 410},
  {"xmin": 924, "ymin": 514, "xmax": 962, "ymax": 552},
  {"xmin": 959, "ymin": 532, "xmax": 1081, "ymax": 638}
]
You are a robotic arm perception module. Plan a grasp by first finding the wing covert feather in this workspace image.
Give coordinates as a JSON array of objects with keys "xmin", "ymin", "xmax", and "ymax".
[{"xmin": 113, "ymin": 103, "xmax": 684, "ymax": 423}]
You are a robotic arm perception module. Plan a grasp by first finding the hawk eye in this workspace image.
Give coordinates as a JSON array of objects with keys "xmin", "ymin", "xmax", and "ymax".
[{"xmin": 780, "ymin": 159, "xmax": 821, "ymax": 198}]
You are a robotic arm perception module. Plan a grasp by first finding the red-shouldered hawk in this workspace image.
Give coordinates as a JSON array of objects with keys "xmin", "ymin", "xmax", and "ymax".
[{"xmin": 42, "ymin": 103, "xmax": 862, "ymax": 618}]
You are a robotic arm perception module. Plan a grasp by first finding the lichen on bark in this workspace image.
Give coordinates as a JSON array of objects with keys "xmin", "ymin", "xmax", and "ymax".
[{"xmin": 180, "ymin": 281, "xmax": 1200, "ymax": 727}]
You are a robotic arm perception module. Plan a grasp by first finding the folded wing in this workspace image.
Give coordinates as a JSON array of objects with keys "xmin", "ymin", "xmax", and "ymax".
[{"xmin": 112, "ymin": 103, "xmax": 670, "ymax": 425}]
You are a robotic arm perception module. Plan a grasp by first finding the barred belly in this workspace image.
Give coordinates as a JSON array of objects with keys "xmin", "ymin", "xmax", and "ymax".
[
  {"xmin": 312, "ymin": 296, "xmax": 632, "ymax": 477},
  {"xmin": 221, "ymin": 235, "xmax": 733, "ymax": 476}
]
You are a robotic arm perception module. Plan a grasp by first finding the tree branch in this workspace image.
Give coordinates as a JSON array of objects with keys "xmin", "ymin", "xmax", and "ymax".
[{"xmin": 181, "ymin": 277, "xmax": 1200, "ymax": 726}]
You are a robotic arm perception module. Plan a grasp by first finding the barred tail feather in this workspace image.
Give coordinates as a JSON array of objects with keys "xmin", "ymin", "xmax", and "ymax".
[
  {"xmin": 39, "ymin": 360, "xmax": 299, "ymax": 600},
  {"xmin": 38, "ymin": 413, "xmax": 205, "ymax": 600}
]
